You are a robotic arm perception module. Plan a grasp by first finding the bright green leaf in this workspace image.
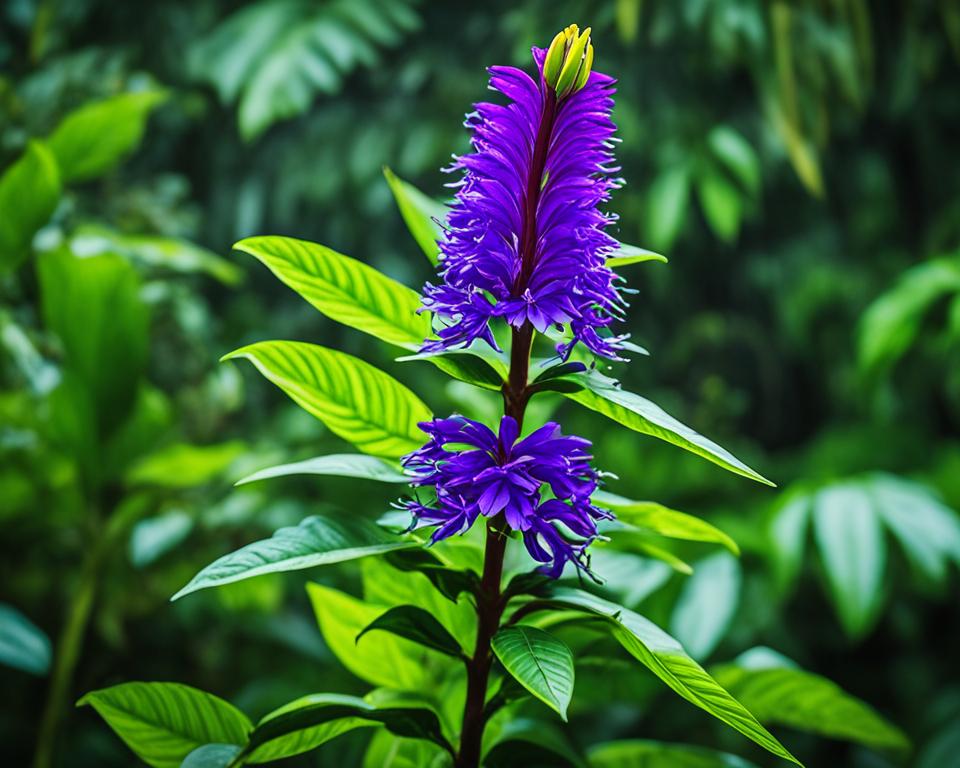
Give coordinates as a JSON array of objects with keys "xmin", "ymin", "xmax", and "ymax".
[
  {"xmin": 607, "ymin": 242, "xmax": 668, "ymax": 268},
  {"xmin": 492, "ymin": 626, "xmax": 575, "ymax": 720},
  {"xmin": 646, "ymin": 167, "xmax": 690, "ymax": 251},
  {"xmin": 383, "ymin": 167, "xmax": 447, "ymax": 265},
  {"xmin": 127, "ymin": 441, "xmax": 246, "ymax": 488},
  {"xmin": 545, "ymin": 588, "xmax": 801, "ymax": 766},
  {"xmin": 48, "ymin": 91, "xmax": 167, "ymax": 182},
  {"xmin": 234, "ymin": 235, "xmax": 429, "ymax": 348},
  {"xmin": 172, "ymin": 515, "xmax": 413, "ymax": 600},
  {"xmin": 78, "ymin": 682, "xmax": 251, "ymax": 768},
  {"xmin": 236, "ymin": 453, "xmax": 409, "ymax": 486},
  {"xmin": 594, "ymin": 491, "xmax": 740, "ymax": 554},
  {"xmin": 223, "ymin": 341, "xmax": 431, "ymax": 458},
  {"xmin": 698, "ymin": 171, "xmax": 742, "ymax": 243},
  {"xmin": 0, "ymin": 141, "xmax": 60, "ymax": 273},
  {"xmin": 563, "ymin": 372, "xmax": 773, "ymax": 486}
]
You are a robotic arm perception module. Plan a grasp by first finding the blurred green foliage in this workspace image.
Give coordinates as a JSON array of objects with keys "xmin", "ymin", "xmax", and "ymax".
[{"xmin": 1, "ymin": 0, "xmax": 959, "ymax": 766}]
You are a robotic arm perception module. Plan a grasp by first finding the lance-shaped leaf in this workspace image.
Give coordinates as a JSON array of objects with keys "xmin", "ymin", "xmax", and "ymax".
[
  {"xmin": 236, "ymin": 453, "xmax": 409, "ymax": 486},
  {"xmin": 0, "ymin": 603, "xmax": 51, "ymax": 676},
  {"xmin": 588, "ymin": 739, "xmax": 759, "ymax": 767},
  {"xmin": 0, "ymin": 140, "xmax": 60, "ymax": 273},
  {"xmin": 383, "ymin": 167, "xmax": 448, "ymax": 265},
  {"xmin": 542, "ymin": 588, "xmax": 801, "ymax": 766},
  {"xmin": 234, "ymin": 236, "xmax": 430, "ymax": 348},
  {"xmin": 484, "ymin": 718, "xmax": 587, "ymax": 768},
  {"xmin": 561, "ymin": 372, "xmax": 772, "ymax": 486},
  {"xmin": 492, "ymin": 626, "xmax": 575, "ymax": 720},
  {"xmin": 711, "ymin": 655, "xmax": 909, "ymax": 753},
  {"xmin": 607, "ymin": 241, "xmax": 668, "ymax": 268},
  {"xmin": 594, "ymin": 491, "xmax": 740, "ymax": 555},
  {"xmin": 172, "ymin": 515, "xmax": 414, "ymax": 600},
  {"xmin": 241, "ymin": 693, "xmax": 451, "ymax": 764},
  {"xmin": 396, "ymin": 349, "xmax": 506, "ymax": 391},
  {"xmin": 223, "ymin": 341, "xmax": 430, "ymax": 458},
  {"xmin": 48, "ymin": 91, "xmax": 167, "ymax": 183},
  {"xmin": 383, "ymin": 548, "xmax": 480, "ymax": 603},
  {"xmin": 357, "ymin": 605, "xmax": 464, "ymax": 659},
  {"xmin": 78, "ymin": 682, "xmax": 252, "ymax": 768}
]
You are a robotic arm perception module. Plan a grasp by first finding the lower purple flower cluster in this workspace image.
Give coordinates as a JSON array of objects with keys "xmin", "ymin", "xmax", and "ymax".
[{"xmin": 400, "ymin": 415, "xmax": 611, "ymax": 577}]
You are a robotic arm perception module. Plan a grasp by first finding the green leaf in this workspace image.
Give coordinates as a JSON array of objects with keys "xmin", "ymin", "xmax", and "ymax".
[
  {"xmin": 711, "ymin": 660, "xmax": 909, "ymax": 753},
  {"xmin": 180, "ymin": 744, "xmax": 243, "ymax": 768},
  {"xmin": 48, "ymin": 91, "xmax": 167, "ymax": 182},
  {"xmin": 669, "ymin": 552, "xmax": 742, "ymax": 661},
  {"xmin": 492, "ymin": 626, "xmax": 575, "ymax": 720},
  {"xmin": 607, "ymin": 241, "xmax": 668, "ymax": 268},
  {"xmin": 241, "ymin": 693, "xmax": 450, "ymax": 764},
  {"xmin": 39, "ymin": 248, "xmax": 149, "ymax": 440},
  {"xmin": 78, "ymin": 682, "xmax": 252, "ymax": 768},
  {"xmin": 812, "ymin": 482, "xmax": 886, "ymax": 639},
  {"xmin": 397, "ymin": 349, "xmax": 506, "ymax": 391},
  {"xmin": 589, "ymin": 739, "xmax": 759, "ymax": 767},
  {"xmin": 363, "ymin": 730, "xmax": 447, "ymax": 768},
  {"xmin": 127, "ymin": 441, "xmax": 246, "ymax": 488},
  {"xmin": 563, "ymin": 372, "xmax": 773, "ymax": 486},
  {"xmin": 0, "ymin": 603, "xmax": 51, "ymax": 676},
  {"xmin": 307, "ymin": 582, "xmax": 439, "ymax": 690},
  {"xmin": 545, "ymin": 588, "xmax": 801, "ymax": 766},
  {"xmin": 130, "ymin": 511, "xmax": 194, "ymax": 568},
  {"xmin": 708, "ymin": 126, "xmax": 761, "ymax": 195},
  {"xmin": 870, "ymin": 474, "xmax": 960, "ymax": 581},
  {"xmin": 70, "ymin": 225, "xmax": 243, "ymax": 285},
  {"xmin": 236, "ymin": 453, "xmax": 409, "ymax": 486},
  {"xmin": 383, "ymin": 548, "xmax": 480, "ymax": 604},
  {"xmin": 172, "ymin": 515, "xmax": 413, "ymax": 600},
  {"xmin": 698, "ymin": 171, "xmax": 742, "ymax": 243},
  {"xmin": 234, "ymin": 235, "xmax": 429, "ymax": 348},
  {"xmin": 223, "ymin": 340, "xmax": 431, "ymax": 458},
  {"xmin": 768, "ymin": 490, "xmax": 812, "ymax": 593},
  {"xmin": 645, "ymin": 166, "xmax": 689, "ymax": 251},
  {"xmin": 484, "ymin": 718, "xmax": 587, "ymax": 768},
  {"xmin": 383, "ymin": 167, "xmax": 447, "ymax": 265},
  {"xmin": 593, "ymin": 491, "xmax": 740, "ymax": 554},
  {"xmin": 0, "ymin": 141, "xmax": 60, "ymax": 273},
  {"xmin": 357, "ymin": 605, "xmax": 464, "ymax": 659}
]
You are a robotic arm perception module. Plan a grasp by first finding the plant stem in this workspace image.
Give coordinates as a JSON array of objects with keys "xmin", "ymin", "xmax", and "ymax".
[{"xmin": 33, "ymin": 533, "xmax": 105, "ymax": 768}]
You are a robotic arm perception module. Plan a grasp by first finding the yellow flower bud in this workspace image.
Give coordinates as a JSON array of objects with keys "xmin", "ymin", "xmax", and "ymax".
[{"xmin": 543, "ymin": 25, "xmax": 595, "ymax": 98}]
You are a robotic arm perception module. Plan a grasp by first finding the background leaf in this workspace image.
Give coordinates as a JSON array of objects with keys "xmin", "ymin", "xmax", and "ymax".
[
  {"xmin": 0, "ymin": 603, "xmax": 52, "ymax": 676},
  {"xmin": 383, "ymin": 167, "xmax": 447, "ymax": 265},
  {"xmin": 236, "ymin": 453, "xmax": 409, "ymax": 486},
  {"xmin": 588, "ymin": 739, "xmax": 759, "ymax": 767},
  {"xmin": 669, "ymin": 552, "xmax": 742, "ymax": 661},
  {"xmin": 0, "ymin": 141, "xmax": 60, "ymax": 273}
]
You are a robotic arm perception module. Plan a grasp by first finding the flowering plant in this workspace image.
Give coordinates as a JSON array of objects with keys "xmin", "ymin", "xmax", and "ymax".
[{"xmin": 82, "ymin": 26, "xmax": 906, "ymax": 768}]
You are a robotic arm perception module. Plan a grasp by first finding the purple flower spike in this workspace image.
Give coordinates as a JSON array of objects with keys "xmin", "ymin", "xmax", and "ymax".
[
  {"xmin": 400, "ymin": 415, "xmax": 612, "ymax": 577},
  {"xmin": 421, "ymin": 42, "xmax": 626, "ymax": 360}
]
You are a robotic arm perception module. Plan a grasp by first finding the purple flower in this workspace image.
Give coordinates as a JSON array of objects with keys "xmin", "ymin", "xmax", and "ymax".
[
  {"xmin": 421, "ymin": 43, "xmax": 626, "ymax": 360},
  {"xmin": 400, "ymin": 415, "xmax": 612, "ymax": 577}
]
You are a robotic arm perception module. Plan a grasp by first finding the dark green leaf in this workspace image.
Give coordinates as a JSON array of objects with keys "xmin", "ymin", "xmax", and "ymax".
[
  {"xmin": 484, "ymin": 718, "xmax": 587, "ymax": 768},
  {"xmin": 78, "ymin": 682, "xmax": 252, "ymax": 768},
  {"xmin": 235, "ymin": 453, "xmax": 409, "ymax": 486},
  {"xmin": 223, "ymin": 341, "xmax": 431, "ymax": 458},
  {"xmin": 698, "ymin": 171, "xmax": 742, "ymax": 243},
  {"xmin": 708, "ymin": 126, "xmax": 761, "ymax": 195},
  {"xmin": 396, "ymin": 348, "xmax": 506, "ymax": 391},
  {"xmin": 492, "ymin": 626, "xmax": 575, "ymax": 720},
  {"xmin": 563, "ymin": 371, "xmax": 773, "ymax": 485},
  {"xmin": 0, "ymin": 141, "xmax": 60, "ymax": 273},
  {"xmin": 241, "ymin": 693, "xmax": 450, "ymax": 763},
  {"xmin": 173, "ymin": 515, "xmax": 413, "ymax": 600},
  {"xmin": 357, "ymin": 605, "xmax": 464, "ymax": 659},
  {"xmin": 383, "ymin": 548, "xmax": 479, "ymax": 603},
  {"xmin": 48, "ymin": 91, "xmax": 167, "ymax": 182}
]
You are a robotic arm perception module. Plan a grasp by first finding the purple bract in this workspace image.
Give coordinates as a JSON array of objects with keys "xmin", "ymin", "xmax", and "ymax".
[
  {"xmin": 400, "ymin": 415, "xmax": 612, "ymax": 577},
  {"xmin": 421, "ymin": 46, "xmax": 626, "ymax": 360}
]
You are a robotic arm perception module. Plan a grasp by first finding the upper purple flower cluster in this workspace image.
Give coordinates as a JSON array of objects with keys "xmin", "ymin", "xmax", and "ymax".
[
  {"xmin": 400, "ymin": 415, "xmax": 611, "ymax": 577},
  {"xmin": 421, "ymin": 45, "xmax": 626, "ymax": 360}
]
